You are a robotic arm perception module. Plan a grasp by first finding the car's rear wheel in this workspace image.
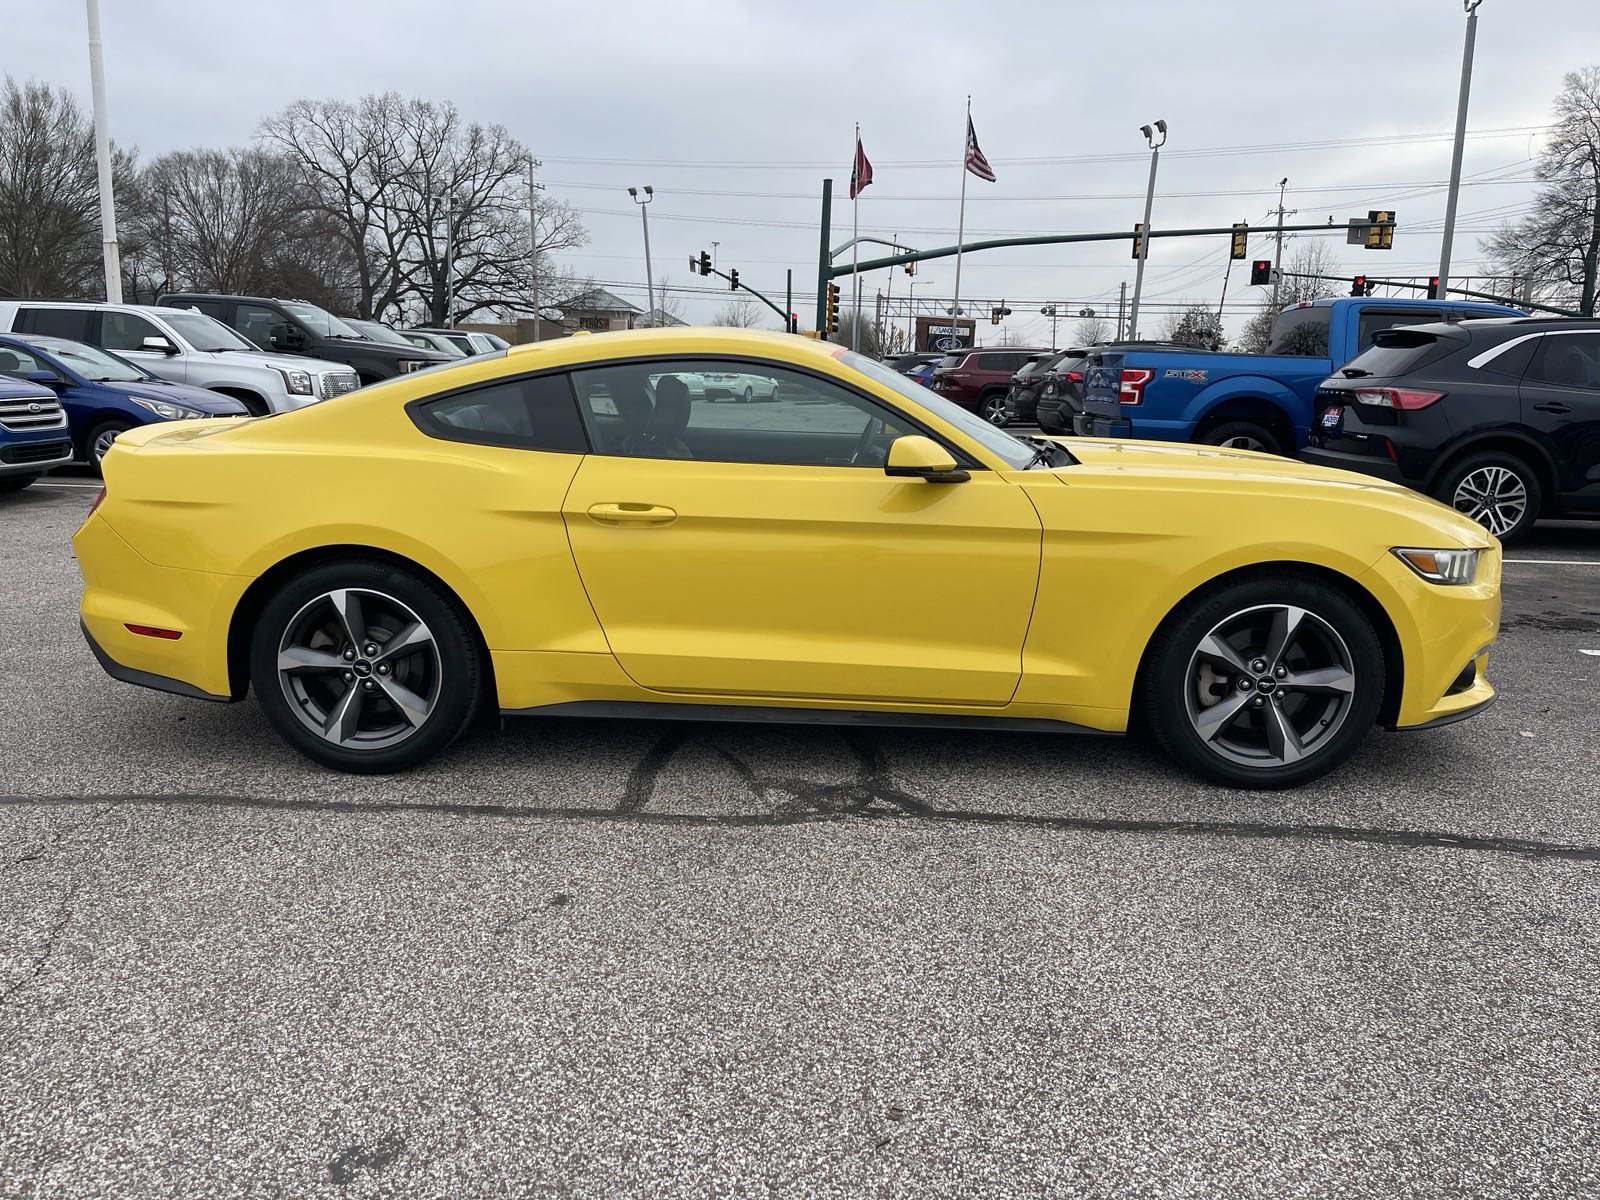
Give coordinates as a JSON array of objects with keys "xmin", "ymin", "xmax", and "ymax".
[
  {"xmin": 980, "ymin": 392, "xmax": 1010, "ymax": 425},
  {"xmin": 1201, "ymin": 420, "xmax": 1281, "ymax": 454},
  {"xmin": 85, "ymin": 419, "xmax": 132, "ymax": 473},
  {"xmin": 1432, "ymin": 451, "xmax": 1541, "ymax": 544},
  {"xmin": 1140, "ymin": 577, "xmax": 1384, "ymax": 789},
  {"xmin": 249, "ymin": 561, "xmax": 483, "ymax": 773}
]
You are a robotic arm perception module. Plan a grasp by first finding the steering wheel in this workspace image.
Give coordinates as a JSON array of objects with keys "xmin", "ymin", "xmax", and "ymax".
[{"xmin": 849, "ymin": 416, "xmax": 885, "ymax": 466}]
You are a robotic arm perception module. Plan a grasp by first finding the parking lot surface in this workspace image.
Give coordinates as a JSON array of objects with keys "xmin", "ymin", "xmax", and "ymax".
[{"xmin": 4, "ymin": 476, "xmax": 1600, "ymax": 1197}]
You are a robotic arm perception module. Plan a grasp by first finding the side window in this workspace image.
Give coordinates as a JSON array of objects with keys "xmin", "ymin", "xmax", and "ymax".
[
  {"xmin": 17, "ymin": 307, "xmax": 92, "ymax": 341},
  {"xmin": 235, "ymin": 303, "xmax": 285, "ymax": 347},
  {"xmin": 411, "ymin": 374, "xmax": 587, "ymax": 452},
  {"xmin": 101, "ymin": 311, "xmax": 162, "ymax": 351},
  {"xmin": 1357, "ymin": 309, "xmax": 1443, "ymax": 350},
  {"xmin": 0, "ymin": 343, "xmax": 48, "ymax": 376},
  {"xmin": 570, "ymin": 359, "xmax": 917, "ymax": 467},
  {"xmin": 1526, "ymin": 334, "xmax": 1600, "ymax": 392}
]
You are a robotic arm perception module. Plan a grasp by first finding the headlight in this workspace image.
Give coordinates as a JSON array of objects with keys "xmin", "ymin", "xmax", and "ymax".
[
  {"xmin": 130, "ymin": 397, "xmax": 204, "ymax": 420},
  {"xmin": 275, "ymin": 367, "xmax": 313, "ymax": 395},
  {"xmin": 1392, "ymin": 547, "xmax": 1481, "ymax": 585}
]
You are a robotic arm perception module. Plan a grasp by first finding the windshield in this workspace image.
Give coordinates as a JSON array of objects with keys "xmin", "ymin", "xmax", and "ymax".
[
  {"xmin": 29, "ymin": 336, "xmax": 149, "ymax": 382},
  {"xmin": 837, "ymin": 349, "xmax": 1033, "ymax": 469},
  {"xmin": 349, "ymin": 320, "xmax": 414, "ymax": 347},
  {"xmin": 282, "ymin": 301, "xmax": 362, "ymax": 339},
  {"xmin": 160, "ymin": 309, "xmax": 257, "ymax": 352},
  {"xmin": 1267, "ymin": 306, "xmax": 1332, "ymax": 357}
]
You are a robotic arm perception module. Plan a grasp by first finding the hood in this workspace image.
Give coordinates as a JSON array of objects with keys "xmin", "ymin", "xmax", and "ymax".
[
  {"xmin": 1050, "ymin": 436, "xmax": 1492, "ymax": 547},
  {"xmin": 0, "ymin": 377, "xmax": 56, "ymax": 402},
  {"xmin": 197, "ymin": 349, "xmax": 355, "ymax": 376},
  {"xmin": 114, "ymin": 379, "xmax": 248, "ymax": 415},
  {"xmin": 342, "ymin": 339, "xmax": 450, "ymax": 363}
]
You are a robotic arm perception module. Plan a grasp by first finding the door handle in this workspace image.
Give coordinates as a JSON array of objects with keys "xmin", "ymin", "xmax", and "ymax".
[
  {"xmin": 1532, "ymin": 402, "xmax": 1572, "ymax": 414},
  {"xmin": 586, "ymin": 502, "xmax": 677, "ymax": 527}
]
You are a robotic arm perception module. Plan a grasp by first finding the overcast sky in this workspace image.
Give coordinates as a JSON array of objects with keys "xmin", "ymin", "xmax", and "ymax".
[{"xmin": 11, "ymin": 0, "xmax": 1600, "ymax": 342}]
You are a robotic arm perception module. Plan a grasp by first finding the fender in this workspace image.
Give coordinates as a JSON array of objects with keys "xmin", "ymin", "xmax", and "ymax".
[
  {"xmin": 1421, "ymin": 427, "xmax": 1559, "ymax": 493},
  {"xmin": 1182, "ymin": 373, "xmax": 1311, "ymax": 434}
]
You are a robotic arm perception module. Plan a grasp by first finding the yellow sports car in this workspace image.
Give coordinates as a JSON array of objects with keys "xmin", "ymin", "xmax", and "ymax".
[{"xmin": 74, "ymin": 328, "xmax": 1500, "ymax": 788}]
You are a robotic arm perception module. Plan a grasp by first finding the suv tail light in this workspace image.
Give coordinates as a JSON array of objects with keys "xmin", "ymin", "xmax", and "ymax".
[
  {"xmin": 1353, "ymin": 387, "xmax": 1444, "ymax": 411},
  {"xmin": 1118, "ymin": 368, "xmax": 1154, "ymax": 405},
  {"xmin": 1066, "ymin": 371, "xmax": 1084, "ymax": 383}
]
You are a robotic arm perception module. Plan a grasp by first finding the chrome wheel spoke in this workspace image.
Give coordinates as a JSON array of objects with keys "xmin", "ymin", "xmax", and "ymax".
[
  {"xmin": 1195, "ymin": 633, "xmax": 1249, "ymax": 675},
  {"xmin": 375, "ymin": 620, "xmax": 433, "ymax": 663},
  {"xmin": 328, "ymin": 588, "xmax": 368, "ymax": 650},
  {"xmin": 1265, "ymin": 605, "xmax": 1307, "ymax": 669},
  {"xmin": 322, "ymin": 681, "xmax": 365, "ymax": 744},
  {"xmin": 1262, "ymin": 700, "xmax": 1306, "ymax": 764},
  {"xmin": 1284, "ymin": 665, "xmax": 1355, "ymax": 694},
  {"xmin": 277, "ymin": 645, "xmax": 346, "ymax": 676},
  {"xmin": 377, "ymin": 677, "xmax": 432, "ymax": 728},
  {"xmin": 1194, "ymin": 691, "xmax": 1250, "ymax": 741}
]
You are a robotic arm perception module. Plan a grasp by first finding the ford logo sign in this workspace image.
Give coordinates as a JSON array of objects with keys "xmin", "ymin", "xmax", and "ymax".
[{"xmin": 28, "ymin": 402, "xmax": 42, "ymax": 413}]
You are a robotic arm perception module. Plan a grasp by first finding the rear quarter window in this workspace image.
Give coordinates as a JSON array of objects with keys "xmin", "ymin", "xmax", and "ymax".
[
  {"xmin": 1342, "ymin": 328, "xmax": 1458, "ymax": 378},
  {"xmin": 18, "ymin": 306, "xmax": 92, "ymax": 341}
]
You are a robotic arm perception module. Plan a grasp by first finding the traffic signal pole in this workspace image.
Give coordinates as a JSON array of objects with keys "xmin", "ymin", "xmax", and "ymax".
[
  {"xmin": 815, "ymin": 178, "xmax": 833, "ymax": 339},
  {"xmin": 1437, "ymin": 0, "xmax": 1482, "ymax": 300}
]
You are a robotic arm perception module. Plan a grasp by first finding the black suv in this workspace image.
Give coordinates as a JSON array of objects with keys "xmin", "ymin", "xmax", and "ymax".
[
  {"xmin": 1304, "ymin": 317, "xmax": 1600, "ymax": 543},
  {"xmin": 157, "ymin": 294, "xmax": 451, "ymax": 383}
]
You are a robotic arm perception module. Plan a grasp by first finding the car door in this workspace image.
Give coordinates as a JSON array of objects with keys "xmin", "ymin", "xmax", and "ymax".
[
  {"xmin": 561, "ymin": 356, "xmax": 1043, "ymax": 706},
  {"xmin": 1520, "ymin": 332, "xmax": 1600, "ymax": 512},
  {"xmin": 100, "ymin": 310, "xmax": 188, "ymax": 383}
]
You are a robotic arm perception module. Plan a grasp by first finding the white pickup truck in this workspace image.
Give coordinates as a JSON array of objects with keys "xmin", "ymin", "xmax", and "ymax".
[{"xmin": 0, "ymin": 300, "xmax": 360, "ymax": 416}]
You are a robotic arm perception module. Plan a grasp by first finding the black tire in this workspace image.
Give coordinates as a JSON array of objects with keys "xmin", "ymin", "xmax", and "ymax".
[
  {"xmin": 1430, "ymin": 451, "xmax": 1542, "ymax": 544},
  {"xmin": 742, "ymin": 385, "xmax": 753, "ymax": 404},
  {"xmin": 0, "ymin": 474, "xmax": 38, "ymax": 493},
  {"xmin": 1139, "ymin": 575, "xmax": 1384, "ymax": 789},
  {"xmin": 219, "ymin": 390, "xmax": 270, "ymax": 417},
  {"xmin": 84, "ymin": 419, "xmax": 133, "ymax": 473},
  {"xmin": 1200, "ymin": 420, "xmax": 1282, "ymax": 455},
  {"xmin": 979, "ymin": 391, "xmax": 1010, "ymax": 426},
  {"xmin": 248, "ymin": 560, "xmax": 484, "ymax": 773}
]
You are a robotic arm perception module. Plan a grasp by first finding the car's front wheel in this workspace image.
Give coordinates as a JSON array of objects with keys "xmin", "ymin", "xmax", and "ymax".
[
  {"xmin": 249, "ymin": 561, "xmax": 484, "ymax": 773},
  {"xmin": 85, "ymin": 419, "xmax": 132, "ymax": 473},
  {"xmin": 1140, "ymin": 576, "xmax": 1384, "ymax": 789}
]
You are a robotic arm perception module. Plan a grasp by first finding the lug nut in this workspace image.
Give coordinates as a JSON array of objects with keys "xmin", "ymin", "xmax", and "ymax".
[
  {"xmin": 342, "ymin": 671, "xmax": 353, "ymax": 681},
  {"xmin": 1252, "ymin": 697, "xmax": 1265, "ymax": 708},
  {"xmin": 1251, "ymin": 659, "xmax": 1267, "ymax": 672},
  {"xmin": 362, "ymin": 680, "xmax": 375, "ymax": 691},
  {"xmin": 1275, "ymin": 665, "xmax": 1287, "ymax": 678},
  {"xmin": 364, "ymin": 643, "xmax": 378, "ymax": 656},
  {"xmin": 343, "ymin": 649, "xmax": 355, "ymax": 661},
  {"xmin": 376, "ymin": 664, "xmax": 390, "ymax": 676},
  {"xmin": 1237, "ymin": 678, "xmax": 1252, "ymax": 692}
]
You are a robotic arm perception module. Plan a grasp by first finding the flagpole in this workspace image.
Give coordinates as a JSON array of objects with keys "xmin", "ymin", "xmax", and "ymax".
[
  {"xmin": 951, "ymin": 96, "xmax": 970, "ymax": 350},
  {"xmin": 852, "ymin": 122, "xmax": 861, "ymax": 352}
]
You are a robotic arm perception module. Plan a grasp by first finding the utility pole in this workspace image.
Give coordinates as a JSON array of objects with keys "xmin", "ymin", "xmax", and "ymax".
[
  {"xmin": 527, "ymin": 156, "xmax": 543, "ymax": 341},
  {"xmin": 1126, "ymin": 119, "xmax": 1167, "ymax": 341},
  {"xmin": 1438, "ymin": 0, "xmax": 1483, "ymax": 299},
  {"xmin": 711, "ymin": 241, "xmax": 719, "ymax": 272},
  {"xmin": 1116, "ymin": 282, "xmax": 1127, "ymax": 341},
  {"xmin": 84, "ymin": 0, "xmax": 121, "ymax": 303},
  {"xmin": 786, "ymin": 268, "xmax": 793, "ymax": 333},
  {"xmin": 1269, "ymin": 178, "xmax": 1291, "ymax": 317},
  {"xmin": 628, "ymin": 186, "xmax": 655, "ymax": 327}
]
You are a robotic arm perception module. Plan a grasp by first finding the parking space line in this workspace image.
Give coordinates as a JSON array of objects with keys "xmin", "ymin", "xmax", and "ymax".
[{"xmin": 1503, "ymin": 558, "xmax": 1600, "ymax": 567}]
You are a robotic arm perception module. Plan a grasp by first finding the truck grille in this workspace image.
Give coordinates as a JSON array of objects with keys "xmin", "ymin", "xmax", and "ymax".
[
  {"xmin": 0, "ymin": 439, "xmax": 71, "ymax": 465},
  {"xmin": 320, "ymin": 372, "xmax": 361, "ymax": 398},
  {"xmin": 0, "ymin": 395, "xmax": 67, "ymax": 432}
]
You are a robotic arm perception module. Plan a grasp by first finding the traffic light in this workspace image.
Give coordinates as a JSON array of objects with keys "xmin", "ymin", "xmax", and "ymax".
[
  {"xmin": 728, "ymin": 268, "xmax": 739, "ymax": 291},
  {"xmin": 991, "ymin": 307, "xmax": 1001, "ymax": 326},
  {"xmin": 789, "ymin": 311, "xmax": 798, "ymax": 333},
  {"xmin": 695, "ymin": 250, "xmax": 712, "ymax": 276},
  {"xmin": 1249, "ymin": 259, "xmax": 1272, "ymax": 286},
  {"xmin": 904, "ymin": 259, "xmax": 916, "ymax": 276},
  {"xmin": 1131, "ymin": 222, "xmax": 1146, "ymax": 259},
  {"xmin": 1426, "ymin": 276, "xmax": 1440, "ymax": 300},
  {"xmin": 825, "ymin": 281, "xmax": 840, "ymax": 334},
  {"xmin": 1365, "ymin": 211, "xmax": 1395, "ymax": 251},
  {"xmin": 1230, "ymin": 222, "xmax": 1248, "ymax": 260},
  {"xmin": 1350, "ymin": 275, "xmax": 1366, "ymax": 297}
]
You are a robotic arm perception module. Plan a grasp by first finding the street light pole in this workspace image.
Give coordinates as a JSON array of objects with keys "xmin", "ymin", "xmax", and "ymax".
[
  {"xmin": 629, "ymin": 186, "xmax": 655, "ymax": 326},
  {"xmin": 1269, "ymin": 177, "xmax": 1289, "ymax": 316},
  {"xmin": 527, "ymin": 155, "xmax": 543, "ymax": 341},
  {"xmin": 84, "ymin": 0, "xmax": 121, "ymax": 303},
  {"xmin": 1125, "ymin": 119, "xmax": 1166, "ymax": 341},
  {"xmin": 1438, "ymin": 0, "xmax": 1483, "ymax": 299}
]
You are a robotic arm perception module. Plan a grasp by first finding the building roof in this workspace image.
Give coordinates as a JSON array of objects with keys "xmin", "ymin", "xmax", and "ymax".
[
  {"xmin": 637, "ymin": 308, "xmax": 689, "ymax": 327},
  {"xmin": 565, "ymin": 287, "xmax": 641, "ymax": 315}
]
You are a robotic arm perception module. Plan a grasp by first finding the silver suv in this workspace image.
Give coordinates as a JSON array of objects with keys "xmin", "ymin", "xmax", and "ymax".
[{"xmin": 0, "ymin": 301, "xmax": 360, "ymax": 416}]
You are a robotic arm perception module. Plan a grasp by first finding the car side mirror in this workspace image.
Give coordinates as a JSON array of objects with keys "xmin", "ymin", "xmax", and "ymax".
[
  {"xmin": 25, "ymin": 369, "xmax": 60, "ymax": 386},
  {"xmin": 141, "ymin": 335, "xmax": 178, "ymax": 355},
  {"xmin": 884, "ymin": 434, "xmax": 969, "ymax": 483}
]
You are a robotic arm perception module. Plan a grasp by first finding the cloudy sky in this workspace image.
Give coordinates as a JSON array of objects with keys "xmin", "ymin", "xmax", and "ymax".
[{"xmin": 11, "ymin": 0, "xmax": 1600, "ymax": 343}]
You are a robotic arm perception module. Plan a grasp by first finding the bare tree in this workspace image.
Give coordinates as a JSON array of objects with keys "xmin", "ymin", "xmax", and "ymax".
[
  {"xmin": 712, "ymin": 297, "xmax": 764, "ymax": 328},
  {"xmin": 834, "ymin": 311, "xmax": 884, "ymax": 356},
  {"xmin": 1482, "ymin": 66, "xmax": 1600, "ymax": 315},
  {"xmin": 1072, "ymin": 315, "xmax": 1109, "ymax": 345},
  {"xmin": 1161, "ymin": 303, "xmax": 1226, "ymax": 350},
  {"xmin": 1235, "ymin": 241, "xmax": 1343, "ymax": 353},
  {"xmin": 643, "ymin": 273, "xmax": 686, "ymax": 326},
  {"xmin": 0, "ymin": 78, "xmax": 136, "ymax": 298}
]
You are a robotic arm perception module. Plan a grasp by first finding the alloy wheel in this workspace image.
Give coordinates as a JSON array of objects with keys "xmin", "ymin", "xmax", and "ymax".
[
  {"xmin": 1218, "ymin": 434, "xmax": 1267, "ymax": 452},
  {"xmin": 981, "ymin": 396, "xmax": 1008, "ymax": 425},
  {"xmin": 92, "ymin": 428, "xmax": 120, "ymax": 465},
  {"xmin": 1184, "ymin": 604, "xmax": 1356, "ymax": 769},
  {"xmin": 1452, "ymin": 465, "xmax": 1527, "ymax": 537},
  {"xmin": 276, "ymin": 587, "xmax": 442, "ymax": 750}
]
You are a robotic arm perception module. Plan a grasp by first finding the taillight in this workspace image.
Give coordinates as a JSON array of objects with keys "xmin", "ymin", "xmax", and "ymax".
[
  {"xmin": 88, "ymin": 487, "xmax": 106, "ymax": 517},
  {"xmin": 1066, "ymin": 371, "xmax": 1084, "ymax": 383},
  {"xmin": 1352, "ymin": 387, "xmax": 1444, "ymax": 411},
  {"xmin": 1118, "ymin": 368, "xmax": 1154, "ymax": 405}
]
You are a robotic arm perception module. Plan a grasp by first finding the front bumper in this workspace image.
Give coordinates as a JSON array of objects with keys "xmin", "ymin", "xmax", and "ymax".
[{"xmin": 0, "ymin": 438, "xmax": 73, "ymax": 476}]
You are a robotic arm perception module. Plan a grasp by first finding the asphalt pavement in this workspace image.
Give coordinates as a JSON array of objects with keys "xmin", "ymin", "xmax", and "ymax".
[{"xmin": 3, "ymin": 474, "xmax": 1599, "ymax": 1198}]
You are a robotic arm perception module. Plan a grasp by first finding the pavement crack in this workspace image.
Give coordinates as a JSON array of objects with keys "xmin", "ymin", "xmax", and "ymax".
[{"xmin": 0, "ymin": 880, "xmax": 79, "ymax": 1010}]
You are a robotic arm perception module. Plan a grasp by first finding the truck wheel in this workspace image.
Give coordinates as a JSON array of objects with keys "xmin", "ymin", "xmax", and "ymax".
[
  {"xmin": 1431, "ymin": 451, "xmax": 1542, "ymax": 544},
  {"xmin": 1202, "ymin": 421, "xmax": 1281, "ymax": 454}
]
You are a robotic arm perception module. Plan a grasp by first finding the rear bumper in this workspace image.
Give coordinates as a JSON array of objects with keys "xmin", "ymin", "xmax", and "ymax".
[
  {"xmin": 80, "ymin": 620, "xmax": 230, "ymax": 702},
  {"xmin": 1300, "ymin": 445, "xmax": 1410, "ymax": 485}
]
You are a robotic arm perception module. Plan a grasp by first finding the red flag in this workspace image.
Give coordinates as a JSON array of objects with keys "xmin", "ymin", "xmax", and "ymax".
[
  {"xmin": 849, "ymin": 135, "xmax": 873, "ymax": 199},
  {"xmin": 964, "ymin": 115, "xmax": 996, "ymax": 183}
]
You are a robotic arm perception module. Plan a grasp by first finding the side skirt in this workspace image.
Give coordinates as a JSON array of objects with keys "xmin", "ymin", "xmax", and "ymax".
[{"xmin": 500, "ymin": 699, "xmax": 1116, "ymax": 737}]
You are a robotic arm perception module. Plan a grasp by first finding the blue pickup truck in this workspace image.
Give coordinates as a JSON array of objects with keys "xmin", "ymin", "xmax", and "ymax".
[{"xmin": 1079, "ymin": 296, "xmax": 1523, "ymax": 454}]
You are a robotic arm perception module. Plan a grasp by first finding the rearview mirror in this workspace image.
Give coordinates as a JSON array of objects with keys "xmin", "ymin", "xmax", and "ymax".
[
  {"xmin": 141, "ymin": 335, "xmax": 178, "ymax": 355},
  {"xmin": 884, "ymin": 435, "xmax": 968, "ymax": 483}
]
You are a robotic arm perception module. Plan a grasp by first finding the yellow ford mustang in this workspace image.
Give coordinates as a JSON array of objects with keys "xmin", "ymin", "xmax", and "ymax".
[{"xmin": 74, "ymin": 328, "xmax": 1500, "ymax": 788}]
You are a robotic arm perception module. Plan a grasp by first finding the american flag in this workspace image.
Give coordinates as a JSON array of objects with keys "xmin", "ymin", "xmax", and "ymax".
[
  {"xmin": 964, "ymin": 115, "xmax": 996, "ymax": 183},
  {"xmin": 849, "ymin": 134, "xmax": 873, "ymax": 199}
]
